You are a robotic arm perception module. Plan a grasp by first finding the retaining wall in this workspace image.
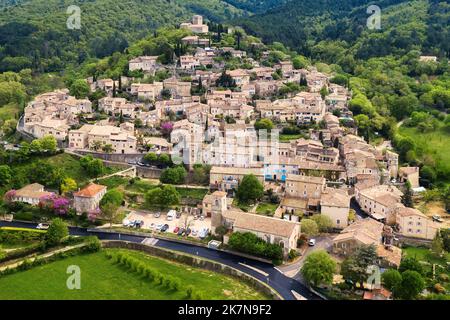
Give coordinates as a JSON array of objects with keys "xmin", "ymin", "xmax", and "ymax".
[{"xmin": 102, "ymin": 240, "xmax": 282, "ymax": 300}]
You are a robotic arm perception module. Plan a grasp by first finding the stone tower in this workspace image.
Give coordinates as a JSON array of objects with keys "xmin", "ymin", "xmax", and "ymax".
[
  {"xmin": 210, "ymin": 191, "xmax": 227, "ymax": 234},
  {"xmin": 192, "ymin": 15, "xmax": 203, "ymax": 26}
]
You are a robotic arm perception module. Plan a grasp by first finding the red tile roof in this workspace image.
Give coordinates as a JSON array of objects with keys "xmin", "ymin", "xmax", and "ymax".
[{"xmin": 74, "ymin": 184, "xmax": 106, "ymax": 198}]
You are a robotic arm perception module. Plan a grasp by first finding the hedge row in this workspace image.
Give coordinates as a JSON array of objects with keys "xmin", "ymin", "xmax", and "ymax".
[
  {"xmin": 105, "ymin": 251, "xmax": 205, "ymax": 299},
  {"xmin": 0, "ymin": 228, "xmax": 46, "ymax": 244},
  {"xmin": 0, "ymin": 237, "xmax": 101, "ymax": 275}
]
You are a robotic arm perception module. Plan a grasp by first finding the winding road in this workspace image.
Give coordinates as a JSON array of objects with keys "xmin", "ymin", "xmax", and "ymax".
[{"xmin": 0, "ymin": 220, "xmax": 322, "ymax": 301}]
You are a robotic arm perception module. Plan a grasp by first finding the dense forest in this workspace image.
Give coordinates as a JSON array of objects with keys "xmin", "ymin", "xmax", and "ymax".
[{"xmin": 0, "ymin": 0, "xmax": 249, "ymax": 72}]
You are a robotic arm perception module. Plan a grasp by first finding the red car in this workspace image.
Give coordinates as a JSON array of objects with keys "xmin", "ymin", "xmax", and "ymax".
[{"xmin": 173, "ymin": 227, "xmax": 180, "ymax": 233}]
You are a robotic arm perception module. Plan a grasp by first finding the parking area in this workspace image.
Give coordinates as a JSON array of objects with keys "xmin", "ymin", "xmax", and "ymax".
[{"xmin": 125, "ymin": 210, "xmax": 212, "ymax": 238}]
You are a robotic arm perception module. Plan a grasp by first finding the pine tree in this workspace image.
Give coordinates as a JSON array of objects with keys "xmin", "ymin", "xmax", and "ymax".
[{"xmin": 402, "ymin": 181, "xmax": 414, "ymax": 208}]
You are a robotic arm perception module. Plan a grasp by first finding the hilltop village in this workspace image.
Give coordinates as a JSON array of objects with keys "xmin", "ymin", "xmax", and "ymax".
[{"xmin": 1, "ymin": 15, "xmax": 446, "ymax": 300}]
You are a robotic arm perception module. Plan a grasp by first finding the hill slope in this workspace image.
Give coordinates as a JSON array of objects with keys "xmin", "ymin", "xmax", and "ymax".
[
  {"xmin": 235, "ymin": 0, "xmax": 450, "ymax": 60},
  {"xmin": 0, "ymin": 0, "xmax": 249, "ymax": 72}
]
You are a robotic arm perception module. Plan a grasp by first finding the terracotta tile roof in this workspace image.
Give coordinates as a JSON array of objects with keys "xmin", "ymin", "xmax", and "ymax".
[
  {"xmin": 321, "ymin": 190, "xmax": 350, "ymax": 208},
  {"xmin": 74, "ymin": 183, "xmax": 106, "ymax": 198},
  {"xmin": 377, "ymin": 245, "xmax": 402, "ymax": 267},
  {"xmin": 233, "ymin": 212, "xmax": 299, "ymax": 238},
  {"xmin": 333, "ymin": 219, "xmax": 383, "ymax": 246},
  {"xmin": 286, "ymin": 174, "xmax": 326, "ymax": 185},
  {"xmin": 14, "ymin": 183, "xmax": 53, "ymax": 199}
]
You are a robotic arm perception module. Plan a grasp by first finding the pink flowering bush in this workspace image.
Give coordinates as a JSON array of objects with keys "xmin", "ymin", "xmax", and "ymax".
[
  {"xmin": 39, "ymin": 193, "xmax": 70, "ymax": 215},
  {"xmin": 3, "ymin": 190, "xmax": 16, "ymax": 203},
  {"xmin": 88, "ymin": 208, "xmax": 101, "ymax": 222},
  {"xmin": 161, "ymin": 122, "xmax": 173, "ymax": 137}
]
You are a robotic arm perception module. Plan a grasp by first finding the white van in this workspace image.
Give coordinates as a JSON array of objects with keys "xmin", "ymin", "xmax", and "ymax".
[{"xmin": 166, "ymin": 210, "xmax": 177, "ymax": 221}]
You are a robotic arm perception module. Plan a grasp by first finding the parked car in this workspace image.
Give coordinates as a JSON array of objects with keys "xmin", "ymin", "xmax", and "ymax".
[
  {"xmin": 191, "ymin": 230, "xmax": 198, "ymax": 237},
  {"xmin": 154, "ymin": 212, "xmax": 161, "ymax": 218},
  {"xmin": 137, "ymin": 161, "xmax": 145, "ymax": 167},
  {"xmin": 155, "ymin": 224, "xmax": 163, "ymax": 231},
  {"xmin": 199, "ymin": 228, "xmax": 209, "ymax": 239},
  {"xmin": 185, "ymin": 228, "xmax": 192, "ymax": 236},
  {"xmin": 167, "ymin": 210, "xmax": 176, "ymax": 221},
  {"xmin": 122, "ymin": 219, "xmax": 132, "ymax": 227},
  {"xmin": 127, "ymin": 160, "xmax": 137, "ymax": 165},
  {"xmin": 134, "ymin": 220, "xmax": 144, "ymax": 228},
  {"xmin": 161, "ymin": 224, "xmax": 169, "ymax": 232},
  {"xmin": 308, "ymin": 239, "xmax": 316, "ymax": 246},
  {"xmin": 177, "ymin": 228, "xmax": 185, "ymax": 236},
  {"xmin": 36, "ymin": 223, "xmax": 50, "ymax": 230},
  {"xmin": 432, "ymin": 215, "xmax": 444, "ymax": 223},
  {"xmin": 176, "ymin": 211, "xmax": 182, "ymax": 219},
  {"xmin": 173, "ymin": 227, "xmax": 180, "ymax": 233}
]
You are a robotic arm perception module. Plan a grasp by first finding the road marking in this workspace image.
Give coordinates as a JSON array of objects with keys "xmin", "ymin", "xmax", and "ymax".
[
  {"xmin": 141, "ymin": 238, "xmax": 159, "ymax": 246},
  {"xmin": 274, "ymin": 267, "xmax": 283, "ymax": 273},
  {"xmin": 238, "ymin": 263, "xmax": 269, "ymax": 277},
  {"xmin": 291, "ymin": 290, "xmax": 307, "ymax": 300}
]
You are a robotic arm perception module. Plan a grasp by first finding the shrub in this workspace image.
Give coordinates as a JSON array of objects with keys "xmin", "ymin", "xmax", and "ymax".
[
  {"xmin": 186, "ymin": 286, "xmax": 194, "ymax": 299},
  {"xmin": 82, "ymin": 236, "xmax": 101, "ymax": 253},
  {"xmin": 434, "ymin": 283, "xmax": 446, "ymax": 294},
  {"xmin": 228, "ymin": 232, "xmax": 283, "ymax": 260}
]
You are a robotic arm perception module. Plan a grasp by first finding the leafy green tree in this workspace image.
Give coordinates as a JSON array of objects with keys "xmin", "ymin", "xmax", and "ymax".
[
  {"xmin": 216, "ymin": 71, "xmax": 236, "ymax": 88},
  {"xmin": 228, "ymin": 232, "xmax": 283, "ymax": 261},
  {"xmin": 311, "ymin": 215, "xmax": 333, "ymax": 232},
  {"xmin": 158, "ymin": 153, "xmax": 171, "ymax": 166},
  {"xmin": 100, "ymin": 202, "xmax": 120, "ymax": 230},
  {"xmin": 60, "ymin": 177, "xmax": 77, "ymax": 195},
  {"xmin": 398, "ymin": 270, "xmax": 425, "ymax": 300},
  {"xmin": 160, "ymin": 166, "xmax": 187, "ymax": 185},
  {"xmin": 100, "ymin": 189, "xmax": 124, "ymax": 208},
  {"xmin": 145, "ymin": 185, "xmax": 180, "ymax": 209},
  {"xmin": 236, "ymin": 174, "xmax": 264, "ymax": 204},
  {"xmin": 102, "ymin": 144, "xmax": 114, "ymax": 153},
  {"xmin": 69, "ymin": 79, "xmax": 90, "ymax": 99},
  {"xmin": 40, "ymin": 135, "xmax": 57, "ymax": 153},
  {"xmin": 0, "ymin": 165, "xmax": 12, "ymax": 186},
  {"xmin": 341, "ymin": 244, "xmax": 378, "ymax": 288},
  {"xmin": 45, "ymin": 218, "xmax": 69, "ymax": 246},
  {"xmin": 1, "ymin": 119, "xmax": 17, "ymax": 136},
  {"xmin": 399, "ymin": 256, "xmax": 424, "ymax": 276},
  {"xmin": 300, "ymin": 219, "xmax": 319, "ymax": 237},
  {"xmin": 292, "ymin": 55, "xmax": 309, "ymax": 69},
  {"xmin": 80, "ymin": 156, "xmax": 105, "ymax": 178},
  {"xmin": 382, "ymin": 269, "xmax": 402, "ymax": 294},
  {"xmin": 402, "ymin": 181, "xmax": 414, "ymax": 208},
  {"xmin": 301, "ymin": 250, "xmax": 336, "ymax": 287},
  {"xmin": 431, "ymin": 232, "xmax": 444, "ymax": 257},
  {"xmin": 254, "ymin": 118, "xmax": 274, "ymax": 131},
  {"xmin": 144, "ymin": 152, "xmax": 158, "ymax": 163}
]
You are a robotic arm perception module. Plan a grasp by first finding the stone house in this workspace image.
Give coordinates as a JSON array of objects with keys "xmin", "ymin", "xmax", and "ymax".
[{"xmin": 73, "ymin": 183, "xmax": 107, "ymax": 214}]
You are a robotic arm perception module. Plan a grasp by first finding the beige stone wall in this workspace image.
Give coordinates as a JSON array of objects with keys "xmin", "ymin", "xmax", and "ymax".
[{"xmin": 321, "ymin": 205, "xmax": 349, "ymax": 229}]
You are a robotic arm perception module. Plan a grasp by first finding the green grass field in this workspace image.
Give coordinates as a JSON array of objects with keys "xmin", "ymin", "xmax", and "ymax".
[
  {"xmin": 398, "ymin": 125, "xmax": 450, "ymax": 182},
  {"xmin": 175, "ymin": 187, "xmax": 208, "ymax": 201},
  {"xmin": 403, "ymin": 246, "xmax": 450, "ymax": 265},
  {"xmin": 256, "ymin": 203, "xmax": 279, "ymax": 216},
  {"xmin": 0, "ymin": 250, "xmax": 269, "ymax": 300}
]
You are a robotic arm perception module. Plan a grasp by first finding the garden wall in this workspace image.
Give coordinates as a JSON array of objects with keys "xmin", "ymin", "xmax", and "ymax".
[{"xmin": 102, "ymin": 240, "xmax": 282, "ymax": 300}]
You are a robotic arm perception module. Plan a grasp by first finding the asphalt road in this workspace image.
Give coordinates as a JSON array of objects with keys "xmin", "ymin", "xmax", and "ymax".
[{"xmin": 0, "ymin": 221, "xmax": 322, "ymax": 301}]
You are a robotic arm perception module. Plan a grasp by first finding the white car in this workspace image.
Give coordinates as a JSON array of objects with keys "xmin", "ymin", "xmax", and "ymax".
[
  {"xmin": 122, "ymin": 219, "xmax": 131, "ymax": 227},
  {"xmin": 155, "ymin": 224, "xmax": 164, "ymax": 231},
  {"xmin": 308, "ymin": 239, "xmax": 316, "ymax": 246},
  {"xmin": 199, "ymin": 228, "xmax": 209, "ymax": 239},
  {"xmin": 36, "ymin": 223, "xmax": 50, "ymax": 230}
]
